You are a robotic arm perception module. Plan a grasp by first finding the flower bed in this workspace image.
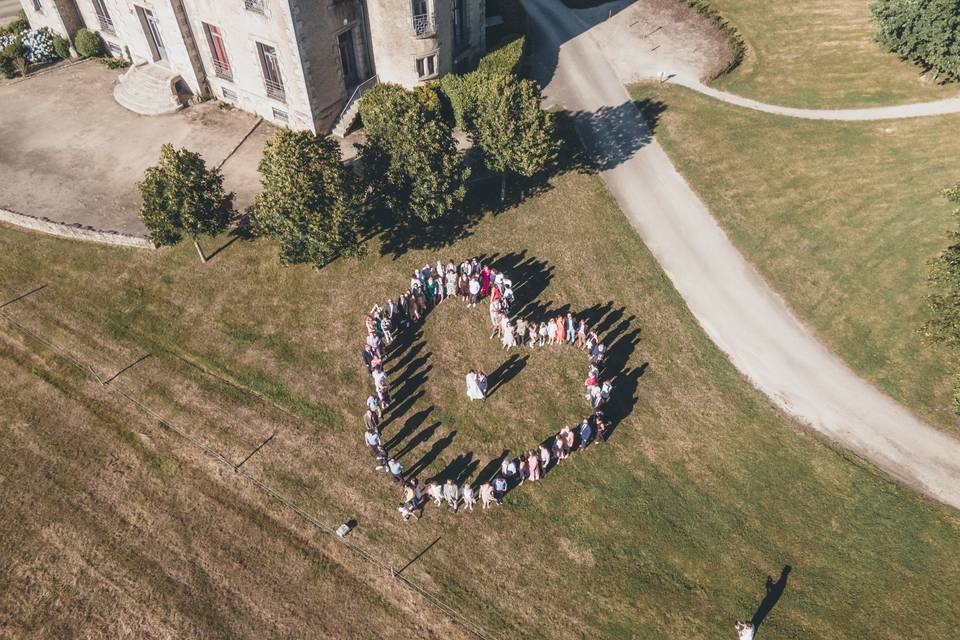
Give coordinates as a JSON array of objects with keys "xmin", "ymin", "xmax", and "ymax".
[{"xmin": 0, "ymin": 28, "xmax": 60, "ymax": 78}]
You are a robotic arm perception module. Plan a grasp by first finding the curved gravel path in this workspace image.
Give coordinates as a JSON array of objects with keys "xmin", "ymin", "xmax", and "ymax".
[
  {"xmin": 523, "ymin": 0, "xmax": 960, "ymax": 509},
  {"xmin": 671, "ymin": 76, "xmax": 960, "ymax": 121}
]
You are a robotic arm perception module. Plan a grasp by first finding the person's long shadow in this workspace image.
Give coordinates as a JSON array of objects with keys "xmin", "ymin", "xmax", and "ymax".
[
  {"xmin": 394, "ymin": 422, "xmax": 441, "ymax": 460},
  {"xmin": 471, "ymin": 449, "xmax": 509, "ymax": 490},
  {"xmin": 406, "ymin": 430, "xmax": 458, "ymax": 479},
  {"xmin": 485, "ymin": 354, "xmax": 529, "ymax": 397},
  {"xmin": 385, "ymin": 406, "xmax": 433, "ymax": 451},
  {"xmin": 751, "ymin": 565, "xmax": 792, "ymax": 632},
  {"xmin": 380, "ymin": 389, "xmax": 425, "ymax": 431},
  {"xmin": 439, "ymin": 452, "xmax": 479, "ymax": 485}
]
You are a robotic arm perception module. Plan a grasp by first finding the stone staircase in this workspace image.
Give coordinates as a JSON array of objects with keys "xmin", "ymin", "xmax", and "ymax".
[
  {"xmin": 113, "ymin": 63, "xmax": 183, "ymax": 116},
  {"xmin": 332, "ymin": 75, "xmax": 378, "ymax": 138}
]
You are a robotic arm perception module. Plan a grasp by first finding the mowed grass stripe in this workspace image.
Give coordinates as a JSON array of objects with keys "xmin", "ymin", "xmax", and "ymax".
[
  {"xmin": 705, "ymin": 0, "xmax": 959, "ymax": 107},
  {"xmin": 633, "ymin": 82, "xmax": 960, "ymax": 435}
]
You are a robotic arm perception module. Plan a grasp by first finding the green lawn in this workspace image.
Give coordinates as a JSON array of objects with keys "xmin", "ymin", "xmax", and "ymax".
[
  {"xmin": 632, "ymin": 82, "xmax": 960, "ymax": 435},
  {"xmin": 2, "ymin": 151, "xmax": 960, "ymax": 637},
  {"xmin": 704, "ymin": 0, "xmax": 959, "ymax": 107}
]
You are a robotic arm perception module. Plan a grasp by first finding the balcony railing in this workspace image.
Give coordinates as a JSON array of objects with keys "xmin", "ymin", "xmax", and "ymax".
[
  {"xmin": 244, "ymin": 0, "xmax": 266, "ymax": 14},
  {"xmin": 264, "ymin": 77, "xmax": 285, "ymax": 102},
  {"xmin": 96, "ymin": 12, "xmax": 115, "ymax": 34},
  {"xmin": 211, "ymin": 59, "xmax": 233, "ymax": 82},
  {"xmin": 412, "ymin": 11, "xmax": 436, "ymax": 37}
]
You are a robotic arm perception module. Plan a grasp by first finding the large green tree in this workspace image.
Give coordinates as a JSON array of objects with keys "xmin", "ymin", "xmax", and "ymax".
[
  {"xmin": 358, "ymin": 83, "xmax": 469, "ymax": 223},
  {"xmin": 923, "ymin": 182, "xmax": 960, "ymax": 409},
  {"xmin": 924, "ymin": 182, "xmax": 960, "ymax": 345},
  {"xmin": 872, "ymin": 0, "xmax": 960, "ymax": 79},
  {"xmin": 252, "ymin": 130, "xmax": 366, "ymax": 268},
  {"xmin": 137, "ymin": 143, "xmax": 234, "ymax": 262},
  {"xmin": 471, "ymin": 73, "xmax": 557, "ymax": 200}
]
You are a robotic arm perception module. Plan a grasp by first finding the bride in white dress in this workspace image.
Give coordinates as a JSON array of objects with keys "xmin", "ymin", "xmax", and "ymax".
[{"xmin": 466, "ymin": 369, "xmax": 484, "ymax": 401}]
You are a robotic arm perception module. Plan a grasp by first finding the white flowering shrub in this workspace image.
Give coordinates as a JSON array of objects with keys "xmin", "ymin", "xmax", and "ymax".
[
  {"xmin": 20, "ymin": 28, "xmax": 57, "ymax": 64},
  {"xmin": 0, "ymin": 34, "xmax": 19, "ymax": 52}
]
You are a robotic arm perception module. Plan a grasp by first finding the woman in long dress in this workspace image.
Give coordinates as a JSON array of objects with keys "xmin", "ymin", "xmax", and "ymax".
[
  {"xmin": 480, "ymin": 266, "xmax": 491, "ymax": 298},
  {"xmin": 466, "ymin": 369, "xmax": 484, "ymax": 401},
  {"xmin": 446, "ymin": 270, "xmax": 457, "ymax": 299},
  {"xmin": 555, "ymin": 316, "xmax": 565, "ymax": 344},
  {"xmin": 527, "ymin": 450, "xmax": 541, "ymax": 481},
  {"xmin": 501, "ymin": 318, "xmax": 515, "ymax": 349}
]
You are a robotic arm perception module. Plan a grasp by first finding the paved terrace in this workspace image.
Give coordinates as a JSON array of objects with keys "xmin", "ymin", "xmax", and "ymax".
[{"xmin": 0, "ymin": 60, "xmax": 271, "ymax": 236}]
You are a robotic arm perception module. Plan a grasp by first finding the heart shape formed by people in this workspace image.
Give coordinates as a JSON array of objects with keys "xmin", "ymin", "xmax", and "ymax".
[{"xmin": 358, "ymin": 255, "xmax": 633, "ymax": 520}]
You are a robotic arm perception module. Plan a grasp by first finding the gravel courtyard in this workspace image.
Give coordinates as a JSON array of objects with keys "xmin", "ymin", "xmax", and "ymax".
[{"xmin": 0, "ymin": 60, "xmax": 269, "ymax": 236}]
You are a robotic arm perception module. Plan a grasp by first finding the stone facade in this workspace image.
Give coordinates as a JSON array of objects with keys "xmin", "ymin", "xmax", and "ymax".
[{"xmin": 19, "ymin": 0, "xmax": 486, "ymax": 132}]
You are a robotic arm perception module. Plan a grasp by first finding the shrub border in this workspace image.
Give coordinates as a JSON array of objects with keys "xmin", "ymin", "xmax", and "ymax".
[{"xmin": 679, "ymin": 0, "xmax": 746, "ymax": 80}]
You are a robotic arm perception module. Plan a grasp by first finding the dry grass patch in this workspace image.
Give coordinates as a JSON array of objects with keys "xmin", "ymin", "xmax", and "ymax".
[{"xmin": 2, "ymin": 157, "xmax": 960, "ymax": 638}]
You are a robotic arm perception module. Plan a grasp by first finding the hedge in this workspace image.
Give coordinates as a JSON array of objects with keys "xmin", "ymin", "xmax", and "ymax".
[
  {"xmin": 478, "ymin": 36, "xmax": 525, "ymax": 76},
  {"xmin": 679, "ymin": 0, "xmax": 746, "ymax": 78}
]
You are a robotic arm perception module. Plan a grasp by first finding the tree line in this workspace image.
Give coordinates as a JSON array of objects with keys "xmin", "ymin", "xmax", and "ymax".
[
  {"xmin": 924, "ymin": 180, "xmax": 960, "ymax": 410},
  {"xmin": 137, "ymin": 67, "xmax": 557, "ymax": 267}
]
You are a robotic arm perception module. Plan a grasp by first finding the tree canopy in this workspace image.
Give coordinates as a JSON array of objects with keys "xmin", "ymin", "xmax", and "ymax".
[
  {"xmin": 252, "ymin": 130, "xmax": 366, "ymax": 268},
  {"xmin": 358, "ymin": 83, "xmax": 469, "ymax": 223},
  {"xmin": 872, "ymin": 0, "xmax": 960, "ymax": 79},
  {"xmin": 137, "ymin": 143, "xmax": 234, "ymax": 254},
  {"xmin": 470, "ymin": 73, "xmax": 558, "ymax": 198}
]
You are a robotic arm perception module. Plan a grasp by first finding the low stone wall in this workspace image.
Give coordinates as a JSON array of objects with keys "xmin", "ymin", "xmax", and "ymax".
[{"xmin": 0, "ymin": 207, "xmax": 154, "ymax": 249}]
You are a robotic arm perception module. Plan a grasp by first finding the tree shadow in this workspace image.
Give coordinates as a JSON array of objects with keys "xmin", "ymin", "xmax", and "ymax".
[
  {"xmin": 373, "ymin": 196, "xmax": 488, "ymax": 258},
  {"xmin": 569, "ymin": 99, "xmax": 665, "ymax": 172},
  {"xmin": 751, "ymin": 565, "xmax": 791, "ymax": 632}
]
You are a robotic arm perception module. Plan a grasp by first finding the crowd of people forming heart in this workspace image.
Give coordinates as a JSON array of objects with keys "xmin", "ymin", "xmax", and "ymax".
[{"xmin": 359, "ymin": 257, "xmax": 617, "ymax": 521}]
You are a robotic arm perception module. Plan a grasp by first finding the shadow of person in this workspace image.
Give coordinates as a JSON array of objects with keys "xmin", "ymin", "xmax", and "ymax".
[
  {"xmin": 751, "ymin": 565, "xmax": 792, "ymax": 631},
  {"xmin": 440, "ymin": 452, "xmax": 479, "ymax": 486},
  {"xmin": 486, "ymin": 354, "xmax": 529, "ymax": 397},
  {"xmin": 406, "ymin": 430, "xmax": 458, "ymax": 479},
  {"xmin": 471, "ymin": 449, "xmax": 509, "ymax": 490}
]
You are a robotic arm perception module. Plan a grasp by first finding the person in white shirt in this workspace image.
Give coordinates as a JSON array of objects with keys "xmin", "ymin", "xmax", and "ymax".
[
  {"xmin": 364, "ymin": 427, "xmax": 381, "ymax": 452},
  {"xmin": 443, "ymin": 479, "xmax": 460, "ymax": 512},
  {"xmin": 387, "ymin": 458, "xmax": 404, "ymax": 483},
  {"xmin": 468, "ymin": 277, "xmax": 480, "ymax": 307},
  {"xmin": 366, "ymin": 394, "xmax": 382, "ymax": 420},
  {"xmin": 734, "ymin": 621, "xmax": 754, "ymax": 640}
]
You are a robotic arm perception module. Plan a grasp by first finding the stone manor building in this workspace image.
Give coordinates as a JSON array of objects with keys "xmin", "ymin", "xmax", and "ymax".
[{"xmin": 20, "ymin": 0, "xmax": 486, "ymax": 133}]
